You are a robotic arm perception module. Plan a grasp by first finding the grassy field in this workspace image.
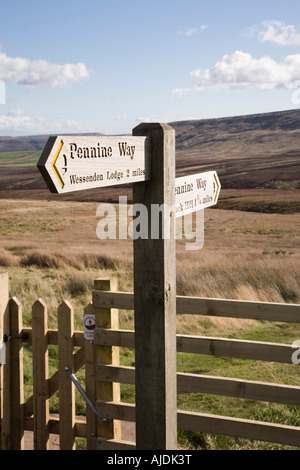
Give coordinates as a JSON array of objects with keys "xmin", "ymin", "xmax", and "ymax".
[
  {"xmin": 0, "ymin": 195, "xmax": 299, "ymax": 449},
  {"xmin": 0, "ymin": 150, "xmax": 41, "ymax": 166}
]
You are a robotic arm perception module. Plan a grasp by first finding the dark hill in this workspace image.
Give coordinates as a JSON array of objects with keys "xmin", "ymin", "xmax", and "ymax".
[
  {"xmin": 0, "ymin": 109, "xmax": 299, "ymax": 212},
  {"xmin": 0, "ymin": 133, "xmax": 105, "ymax": 153}
]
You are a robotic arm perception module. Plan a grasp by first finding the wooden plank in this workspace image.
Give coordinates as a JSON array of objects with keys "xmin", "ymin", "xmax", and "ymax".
[
  {"xmin": 177, "ymin": 335, "xmax": 295, "ymax": 363},
  {"xmin": 96, "ymin": 400, "xmax": 300, "ymax": 447},
  {"xmin": 24, "ymin": 415, "xmax": 87, "ymax": 439},
  {"xmin": 133, "ymin": 123, "xmax": 177, "ymax": 450},
  {"xmin": 92, "ymin": 291, "xmax": 134, "ymax": 310},
  {"xmin": 32, "ymin": 299, "xmax": 49, "ymax": 450},
  {"xmin": 177, "ymin": 410, "xmax": 300, "ymax": 447},
  {"xmin": 96, "ymin": 364, "xmax": 300, "ymax": 407},
  {"xmin": 21, "ymin": 328, "xmax": 84, "ymax": 347},
  {"xmin": 9, "ymin": 298, "xmax": 24, "ymax": 450},
  {"xmin": 94, "ymin": 328, "xmax": 296, "ymax": 364},
  {"xmin": 97, "ymin": 400, "xmax": 135, "ymax": 422},
  {"xmin": 92, "ymin": 290, "xmax": 300, "ymax": 324},
  {"xmin": 93, "ymin": 279, "xmax": 121, "ymax": 441},
  {"xmin": 84, "ymin": 303, "xmax": 97, "ymax": 450},
  {"xmin": 94, "ymin": 327, "xmax": 135, "ymax": 349},
  {"xmin": 58, "ymin": 300, "xmax": 76, "ymax": 450},
  {"xmin": 0, "ymin": 272, "xmax": 9, "ymax": 450},
  {"xmin": 177, "ymin": 296, "xmax": 300, "ymax": 323},
  {"xmin": 177, "ymin": 373, "xmax": 300, "ymax": 406},
  {"xmin": 96, "ymin": 364, "xmax": 135, "ymax": 385}
]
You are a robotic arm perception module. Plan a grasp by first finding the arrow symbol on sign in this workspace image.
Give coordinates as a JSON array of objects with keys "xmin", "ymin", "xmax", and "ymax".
[
  {"xmin": 51, "ymin": 140, "xmax": 65, "ymax": 189},
  {"xmin": 213, "ymin": 172, "xmax": 220, "ymax": 203}
]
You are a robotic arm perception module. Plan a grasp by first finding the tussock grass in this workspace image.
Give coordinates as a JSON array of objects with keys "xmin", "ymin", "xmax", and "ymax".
[
  {"xmin": 3, "ymin": 247, "xmax": 133, "ymax": 328},
  {"xmin": 9, "ymin": 249, "xmax": 122, "ymax": 271},
  {"xmin": 1, "ymin": 242, "xmax": 299, "ymax": 334},
  {"xmin": 64, "ymin": 270, "xmax": 94, "ymax": 297},
  {"xmin": 0, "ymin": 248, "xmax": 18, "ymax": 267},
  {"xmin": 175, "ymin": 250, "xmax": 300, "ymax": 335},
  {"xmin": 176, "ymin": 251, "xmax": 300, "ymax": 303}
]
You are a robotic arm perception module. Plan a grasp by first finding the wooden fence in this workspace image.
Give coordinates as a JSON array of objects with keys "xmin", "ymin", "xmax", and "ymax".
[
  {"xmin": 1, "ymin": 272, "xmax": 300, "ymax": 450},
  {"xmin": 92, "ymin": 287, "xmax": 300, "ymax": 450}
]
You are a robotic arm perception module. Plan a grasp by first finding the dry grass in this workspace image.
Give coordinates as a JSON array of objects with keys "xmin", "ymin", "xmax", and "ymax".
[
  {"xmin": 0, "ymin": 196, "xmax": 299, "ymax": 450},
  {"xmin": 19, "ymin": 250, "xmax": 119, "ymax": 271},
  {"xmin": 176, "ymin": 249, "xmax": 299, "ymax": 335},
  {"xmin": 0, "ymin": 197, "xmax": 299, "ymax": 336},
  {"xmin": 176, "ymin": 251, "xmax": 299, "ymax": 302}
]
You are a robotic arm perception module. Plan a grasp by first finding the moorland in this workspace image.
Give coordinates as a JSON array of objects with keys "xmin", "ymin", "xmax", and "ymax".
[{"xmin": 0, "ymin": 108, "xmax": 299, "ymax": 449}]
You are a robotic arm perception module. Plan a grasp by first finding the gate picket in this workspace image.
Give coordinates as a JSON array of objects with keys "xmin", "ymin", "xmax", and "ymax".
[{"xmin": 32, "ymin": 299, "xmax": 49, "ymax": 450}]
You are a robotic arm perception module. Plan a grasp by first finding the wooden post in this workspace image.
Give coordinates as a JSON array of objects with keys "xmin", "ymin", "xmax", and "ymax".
[
  {"xmin": 58, "ymin": 300, "xmax": 76, "ymax": 450},
  {"xmin": 84, "ymin": 302, "xmax": 97, "ymax": 450},
  {"xmin": 9, "ymin": 297, "xmax": 24, "ymax": 450},
  {"xmin": 132, "ymin": 123, "xmax": 177, "ymax": 450},
  {"xmin": 93, "ymin": 278, "xmax": 121, "ymax": 444},
  {"xmin": 32, "ymin": 299, "xmax": 49, "ymax": 450},
  {"xmin": 0, "ymin": 272, "xmax": 9, "ymax": 450}
]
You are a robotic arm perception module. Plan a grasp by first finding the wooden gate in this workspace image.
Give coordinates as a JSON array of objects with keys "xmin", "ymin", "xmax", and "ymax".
[{"xmin": 0, "ymin": 273, "xmax": 121, "ymax": 450}]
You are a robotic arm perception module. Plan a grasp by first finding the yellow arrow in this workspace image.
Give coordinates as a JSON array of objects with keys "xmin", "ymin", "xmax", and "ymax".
[
  {"xmin": 51, "ymin": 140, "xmax": 64, "ymax": 189},
  {"xmin": 213, "ymin": 172, "xmax": 220, "ymax": 202}
]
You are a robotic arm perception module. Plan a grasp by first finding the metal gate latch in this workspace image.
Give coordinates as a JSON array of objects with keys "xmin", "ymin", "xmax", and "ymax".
[
  {"xmin": 65, "ymin": 366, "xmax": 107, "ymax": 422},
  {"xmin": 3, "ymin": 332, "xmax": 30, "ymax": 343}
]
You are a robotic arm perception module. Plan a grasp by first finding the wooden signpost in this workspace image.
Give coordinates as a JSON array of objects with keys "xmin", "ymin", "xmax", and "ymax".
[
  {"xmin": 37, "ymin": 135, "xmax": 151, "ymax": 194},
  {"xmin": 38, "ymin": 124, "xmax": 221, "ymax": 451},
  {"xmin": 175, "ymin": 170, "xmax": 221, "ymax": 218}
]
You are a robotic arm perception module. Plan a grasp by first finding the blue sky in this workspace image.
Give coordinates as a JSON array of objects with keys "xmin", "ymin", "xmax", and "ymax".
[{"xmin": 0, "ymin": 0, "xmax": 300, "ymax": 136}]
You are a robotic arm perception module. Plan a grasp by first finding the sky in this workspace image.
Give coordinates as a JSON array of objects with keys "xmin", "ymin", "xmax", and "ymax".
[{"xmin": 0, "ymin": 0, "xmax": 300, "ymax": 136}]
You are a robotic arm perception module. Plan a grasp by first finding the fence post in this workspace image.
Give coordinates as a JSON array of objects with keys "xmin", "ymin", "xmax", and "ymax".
[
  {"xmin": 132, "ymin": 123, "xmax": 177, "ymax": 450},
  {"xmin": 93, "ymin": 278, "xmax": 121, "ymax": 444},
  {"xmin": 0, "ymin": 272, "xmax": 9, "ymax": 450},
  {"xmin": 9, "ymin": 297, "xmax": 24, "ymax": 450},
  {"xmin": 32, "ymin": 299, "xmax": 49, "ymax": 450},
  {"xmin": 84, "ymin": 302, "xmax": 97, "ymax": 450},
  {"xmin": 58, "ymin": 300, "xmax": 76, "ymax": 450}
]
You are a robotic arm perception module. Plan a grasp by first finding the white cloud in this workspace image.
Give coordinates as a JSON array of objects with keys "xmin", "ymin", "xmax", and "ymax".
[
  {"xmin": 177, "ymin": 27, "xmax": 198, "ymax": 37},
  {"xmin": 135, "ymin": 115, "xmax": 172, "ymax": 125},
  {"xmin": 0, "ymin": 49, "xmax": 90, "ymax": 88},
  {"xmin": 0, "ymin": 110, "xmax": 84, "ymax": 134},
  {"xmin": 177, "ymin": 25, "xmax": 207, "ymax": 36},
  {"xmin": 7, "ymin": 108, "xmax": 25, "ymax": 116},
  {"xmin": 245, "ymin": 20, "xmax": 300, "ymax": 46},
  {"xmin": 136, "ymin": 116, "xmax": 159, "ymax": 123},
  {"xmin": 190, "ymin": 50, "xmax": 300, "ymax": 91},
  {"xmin": 170, "ymin": 88, "xmax": 193, "ymax": 97}
]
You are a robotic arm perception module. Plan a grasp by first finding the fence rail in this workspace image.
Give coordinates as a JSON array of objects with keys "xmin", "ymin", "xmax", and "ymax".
[
  {"xmin": 92, "ymin": 290, "xmax": 300, "ymax": 322},
  {"xmin": 93, "ymin": 288, "xmax": 300, "ymax": 450}
]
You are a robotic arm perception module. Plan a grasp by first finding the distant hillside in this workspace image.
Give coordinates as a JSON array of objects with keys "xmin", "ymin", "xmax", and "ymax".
[
  {"xmin": 171, "ymin": 108, "xmax": 300, "ymax": 157},
  {"xmin": 0, "ymin": 133, "xmax": 105, "ymax": 153},
  {"xmin": 0, "ymin": 109, "xmax": 299, "ymax": 211},
  {"xmin": 0, "ymin": 135, "xmax": 48, "ymax": 153},
  {"xmin": 0, "ymin": 108, "xmax": 299, "ymax": 155},
  {"xmin": 171, "ymin": 109, "xmax": 300, "ymax": 189}
]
